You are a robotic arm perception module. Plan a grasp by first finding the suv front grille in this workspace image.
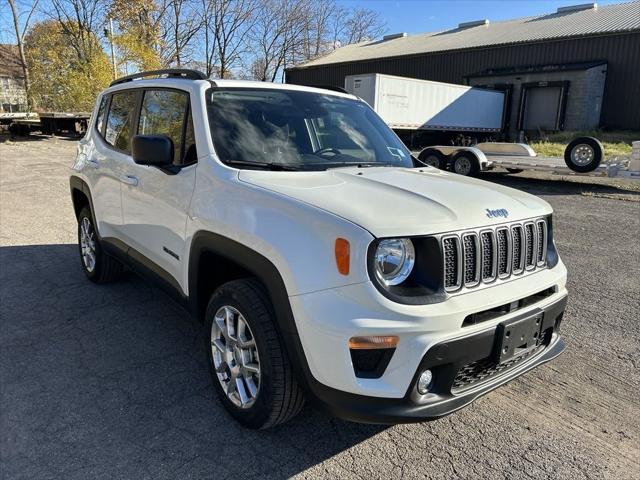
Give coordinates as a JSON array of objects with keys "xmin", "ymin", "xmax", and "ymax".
[{"xmin": 441, "ymin": 218, "xmax": 548, "ymax": 292}]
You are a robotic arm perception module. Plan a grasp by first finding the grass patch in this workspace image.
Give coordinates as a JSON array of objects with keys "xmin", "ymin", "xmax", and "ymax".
[{"xmin": 529, "ymin": 130, "xmax": 638, "ymax": 159}]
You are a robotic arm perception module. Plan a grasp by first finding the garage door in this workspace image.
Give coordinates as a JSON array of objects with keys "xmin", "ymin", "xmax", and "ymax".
[{"xmin": 522, "ymin": 87, "xmax": 562, "ymax": 130}]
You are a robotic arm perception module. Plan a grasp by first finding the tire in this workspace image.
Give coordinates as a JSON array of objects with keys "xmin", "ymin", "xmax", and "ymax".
[
  {"xmin": 505, "ymin": 168, "xmax": 524, "ymax": 174},
  {"xmin": 418, "ymin": 148, "xmax": 448, "ymax": 169},
  {"xmin": 205, "ymin": 278, "xmax": 304, "ymax": 429},
  {"xmin": 77, "ymin": 206, "xmax": 123, "ymax": 283},
  {"xmin": 452, "ymin": 152, "xmax": 480, "ymax": 176},
  {"xmin": 564, "ymin": 136, "xmax": 603, "ymax": 173}
]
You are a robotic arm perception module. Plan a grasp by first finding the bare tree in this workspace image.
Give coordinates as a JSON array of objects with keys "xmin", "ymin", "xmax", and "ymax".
[
  {"xmin": 7, "ymin": 0, "xmax": 40, "ymax": 109},
  {"xmin": 199, "ymin": 0, "xmax": 217, "ymax": 75},
  {"xmin": 160, "ymin": 0, "xmax": 201, "ymax": 66},
  {"xmin": 48, "ymin": 0, "xmax": 107, "ymax": 62},
  {"xmin": 299, "ymin": 0, "xmax": 335, "ymax": 61},
  {"xmin": 212, "ymin": 0, "xmax": 257, "ymax": 78},
  {"xmin": 248, "ymin": 0, "xmax": 308, "ymax": 82},
  {"xmin": 342, "ymin": 7, "xmax": 386, "ymax": 44}
]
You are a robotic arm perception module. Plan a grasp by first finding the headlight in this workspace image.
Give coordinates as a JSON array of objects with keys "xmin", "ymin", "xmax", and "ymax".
[{"xmin": 374, "ymin": 238, "xmax": 415, "ymax": 286}]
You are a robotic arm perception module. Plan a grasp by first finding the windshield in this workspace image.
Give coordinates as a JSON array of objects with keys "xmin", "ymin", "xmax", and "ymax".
[{"xmin": 206, "ymin": 88, "xmax": 414, "ymax": 171}]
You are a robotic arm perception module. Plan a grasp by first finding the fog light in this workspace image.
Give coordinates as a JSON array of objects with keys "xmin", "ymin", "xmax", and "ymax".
[{"xmin": 417, "ymin": 369, "xmax": 433, "ymax": 394}]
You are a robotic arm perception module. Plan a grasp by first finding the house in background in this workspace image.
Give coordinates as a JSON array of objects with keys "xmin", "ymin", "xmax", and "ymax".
[
  {"xmin": 286, "ymin": 2, "xmax": 640, "ymax": 138},
  {"xmin": 0, "ymin": 44, "xmax": 27, "ymax": 113}
]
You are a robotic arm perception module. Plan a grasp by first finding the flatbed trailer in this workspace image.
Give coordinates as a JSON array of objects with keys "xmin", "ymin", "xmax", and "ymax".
[{"xmin": 417, "ymin": 138, "xmax": 640, "ymax": 181}]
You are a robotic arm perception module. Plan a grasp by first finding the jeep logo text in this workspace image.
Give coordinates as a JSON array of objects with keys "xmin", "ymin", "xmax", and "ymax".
[{"xmin": 486, "ymin": 208, "xmax": 509, "ymax": 218}]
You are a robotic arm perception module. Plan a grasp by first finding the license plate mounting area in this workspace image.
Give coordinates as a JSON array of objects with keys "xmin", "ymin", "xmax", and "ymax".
[{"xmin": 494, "ymin": 312, "xmax": 543, "ymax": 363}]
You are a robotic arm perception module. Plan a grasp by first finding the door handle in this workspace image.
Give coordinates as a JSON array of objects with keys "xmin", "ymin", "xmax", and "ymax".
[{"xmin": 122, "ymin": 174, "xmax": 139, "ymax": 186}]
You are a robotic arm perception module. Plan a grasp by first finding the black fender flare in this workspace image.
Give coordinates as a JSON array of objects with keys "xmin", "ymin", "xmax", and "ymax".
[
  {"xmin": 69, "ymin": 176, "xmax": 97, "ymax": 224},
  {"xmin": 188, "ymin": 231, "xmax": 315, "ymax": 382},
  {"xmin": 187, "ymin": 231, "xmax": 359, "ymax": 415}
]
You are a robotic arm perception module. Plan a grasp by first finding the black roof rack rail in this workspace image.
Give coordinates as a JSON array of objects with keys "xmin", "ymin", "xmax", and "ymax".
[
  {"xmin": 311, "ymin": 84, "xmax": 350, "ymax": 94},
  {"xmin": 110, "ymin": 69, "xmax": 207, "ymax": 87}
]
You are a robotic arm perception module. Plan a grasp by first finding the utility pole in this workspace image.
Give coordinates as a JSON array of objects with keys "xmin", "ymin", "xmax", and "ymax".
[{"xmin": 108, "ymin": 17, "xmax": 117, "ymax": 80}]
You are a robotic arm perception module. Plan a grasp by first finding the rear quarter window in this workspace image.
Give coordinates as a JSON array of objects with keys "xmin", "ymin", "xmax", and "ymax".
[{"xmin": 94, "ymin": 95, "xmax": 108, "ymax": 135}]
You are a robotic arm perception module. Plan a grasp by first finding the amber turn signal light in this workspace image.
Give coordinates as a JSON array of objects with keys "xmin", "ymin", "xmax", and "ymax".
[
  {"xmin": 348, "ymin": 336, "xmax": 399, "ymax": 350},
  {"xmin": 335, "ymin": 238, "xmax": 350, "ymax": 275}
]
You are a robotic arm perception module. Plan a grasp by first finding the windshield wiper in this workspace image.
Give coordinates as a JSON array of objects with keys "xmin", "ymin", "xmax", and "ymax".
[
  {"xmin": 224, "ymin": 159, "xmax": 301, "ymax": 171},
  {"xmin": 328, "ymin": 162, "xmax": 394, "ymax": 169}
]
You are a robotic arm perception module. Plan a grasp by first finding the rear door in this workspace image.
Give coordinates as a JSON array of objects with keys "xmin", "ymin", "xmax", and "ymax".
[{"xmin": 120, "ymin": 88, "xmax": 197, "ymax": 292}]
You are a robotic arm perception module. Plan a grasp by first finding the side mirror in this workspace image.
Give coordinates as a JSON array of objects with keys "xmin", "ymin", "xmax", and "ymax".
[{"xmin": 132, "ymin": 135, "xmax": 174, "ymax": 167}]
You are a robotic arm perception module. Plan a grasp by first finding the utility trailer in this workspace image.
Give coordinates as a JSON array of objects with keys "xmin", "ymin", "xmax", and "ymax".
[
  {"xmin": 39, "ymin": 112, "xmax": 90, "ymax": 136},
  {"xmin": 416, "ymin": 137, "xmax": 640, "ymax": 181},
  {"xmin": 5, "ymin": 112, "xmax": 90, "ymax": 136}
]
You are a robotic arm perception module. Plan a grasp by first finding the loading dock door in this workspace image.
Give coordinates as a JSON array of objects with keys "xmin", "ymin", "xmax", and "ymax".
[
  {"xmin": 518, "ymin": 81, "xmax": 569, "ymax": 131},
  {"xmin": 523, "ymin": 87, "xmax": 562, "ymax": 130}
]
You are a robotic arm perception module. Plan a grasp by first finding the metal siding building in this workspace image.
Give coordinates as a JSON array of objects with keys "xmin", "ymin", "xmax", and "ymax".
[{"xmin": 286, "ymin": 3, "xmax": 640, "ymax": 131}]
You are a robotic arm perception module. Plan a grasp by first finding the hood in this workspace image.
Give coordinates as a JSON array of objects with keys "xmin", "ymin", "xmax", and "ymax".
[{"xmin": 239, "ymin": 166, "xmax": 552, "ymax": 237}]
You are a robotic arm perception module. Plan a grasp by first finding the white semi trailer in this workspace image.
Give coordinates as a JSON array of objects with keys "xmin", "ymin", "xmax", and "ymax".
[{"xmin": 344, "ymin": 73, "xmax": 505, "ymax": 133}]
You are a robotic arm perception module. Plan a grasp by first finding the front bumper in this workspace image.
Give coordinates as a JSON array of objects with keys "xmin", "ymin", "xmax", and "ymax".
[
  {"xmin": 287, "ymin": 262, "xmax": 568, "ymax": 423},
  {"xmin": 304, "ymin": 294, "xmax": 567, "ymax": 423}
]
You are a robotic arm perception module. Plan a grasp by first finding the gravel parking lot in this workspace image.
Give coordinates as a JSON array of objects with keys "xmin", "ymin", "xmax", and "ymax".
[{"xmin": 1, "ymin": 136, "xmax": 639, "ymax": 479}]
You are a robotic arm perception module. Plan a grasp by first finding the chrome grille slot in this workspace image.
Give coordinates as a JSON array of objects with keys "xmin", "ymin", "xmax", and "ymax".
[
  {"xmin": 511, "ymin": 225, "xmax": 524, "ymax": 274},
  {"xmin": 524, "ymin": 222, "xmax": 536, "ymax": 270},
  {"xmin": 480, "ymin": 230, "xmax": 496, "ymax": 281},
  {"xmin": 441, "ymin": 218, "xmax": 548, "ymax": 294},
  {"xmin": 442, "ymin": 236, "xmax": 461, "ymax": 291},
  {"xmin": 496, "ymin": 227, "xmax": 511, "ymax": 278},
  {"xmin": 536, "ymin": 219, "xmax": 547, "ymax": 266},
  {"xmin": 462, "ymin": 233, "xmax": 480, "ymax": 287}
]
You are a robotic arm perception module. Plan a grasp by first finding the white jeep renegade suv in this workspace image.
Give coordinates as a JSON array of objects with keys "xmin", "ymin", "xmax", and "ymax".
[{"xmin": 70, "ymin": 69, "xmax": 568, "ymax": 429}]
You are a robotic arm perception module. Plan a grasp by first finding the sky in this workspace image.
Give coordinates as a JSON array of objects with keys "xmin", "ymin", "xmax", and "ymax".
[
  {"xmin": 336, "ymin": 0, "xmax": 626, "ymax": 35},
  {"xmin": 0, "ymin": 1, "xmax": 629, "ymax": 44}
]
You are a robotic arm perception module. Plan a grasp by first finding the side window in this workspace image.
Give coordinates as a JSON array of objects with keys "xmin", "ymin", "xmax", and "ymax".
[
  {"xmin": 94, "ymin": 95, "xmax": 108, "ymax": 135},
  {"xmin": 183, "ymin": 112, "xmax": 197, "ymax": 164},
  {"xmin": 138, "ymin": 90, "xmax": 195, "ymax": 165},
  {"xmin": 105, "ymin": 91, "xmax": 137, "ymax": 153}
]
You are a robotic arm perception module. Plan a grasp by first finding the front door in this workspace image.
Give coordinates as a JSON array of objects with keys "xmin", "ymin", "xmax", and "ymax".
[
  {"xmin": 85, "ymin": 90, "xmax": 138, "ymax": 239},
  {"xmin": 120, "ymin": 88, "xmax": 198, "ymax": 292}
]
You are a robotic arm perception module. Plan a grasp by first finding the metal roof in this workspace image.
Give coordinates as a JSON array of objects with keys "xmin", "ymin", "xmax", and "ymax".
[{"xmin": 290, "ymin": 2, "xmax": 640, "ymax": 70}]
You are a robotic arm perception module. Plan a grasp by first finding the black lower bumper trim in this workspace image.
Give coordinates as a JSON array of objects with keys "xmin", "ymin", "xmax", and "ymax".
[{"xmin": 304, "ymin": 294, "xmax": 567, "ymax": 424}]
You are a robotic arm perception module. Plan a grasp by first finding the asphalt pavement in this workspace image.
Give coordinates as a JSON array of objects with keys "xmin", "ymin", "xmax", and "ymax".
[{"xmin": 1, "ymin": 136, "xmax": 639, "ymax": 479}]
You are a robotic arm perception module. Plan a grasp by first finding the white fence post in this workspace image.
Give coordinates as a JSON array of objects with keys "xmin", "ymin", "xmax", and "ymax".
[{"xmin": 629, "ymin": 141, "xmax": 640, "ymax": 172}]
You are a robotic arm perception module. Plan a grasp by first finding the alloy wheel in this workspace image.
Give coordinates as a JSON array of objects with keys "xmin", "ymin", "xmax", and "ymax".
[
  {"xmin": 211, "ymin": 305, "xmax": 261, "ymax": 408},
  {"xmin": 80, "ymin": 217, "xmax": 97, "ymax": 272}
]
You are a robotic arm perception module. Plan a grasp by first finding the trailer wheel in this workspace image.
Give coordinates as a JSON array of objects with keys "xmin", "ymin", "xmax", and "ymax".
[
  {"xmin": 418, "ymin": 148, "xmax": 447, "ymax": 170},
  {"xmin": 564, "ymin": 137, "xmax": 603, "ymax": 173},
  {"xmin": 452, "ymin": 152, "xmax": 480, "ymax": 177}
]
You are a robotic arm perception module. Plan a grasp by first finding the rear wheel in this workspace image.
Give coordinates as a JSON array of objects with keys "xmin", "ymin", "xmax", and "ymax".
[
  {"xmin": 77, "ymin": 206, "xmax": 123, "ymax": 283},
  {"xmin": 205, "ymin": 279, "xmax": 304, "ymax": 429},
  {"xmin": 564, "ymin": 136, "xmax": 603, "ymax": 173},
  {"xmin": 452, "ymin": 152, "xmax": 480, "ymax": 176},
  {"xmin": 418, "ymin": 148, "xmax": 448, "ymax": 170}
]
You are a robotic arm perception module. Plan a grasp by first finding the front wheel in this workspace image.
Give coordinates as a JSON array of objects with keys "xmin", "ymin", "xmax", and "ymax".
[{"xmin": 205, "ymin": 279, "xmax": 304, "ymax": 429}]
